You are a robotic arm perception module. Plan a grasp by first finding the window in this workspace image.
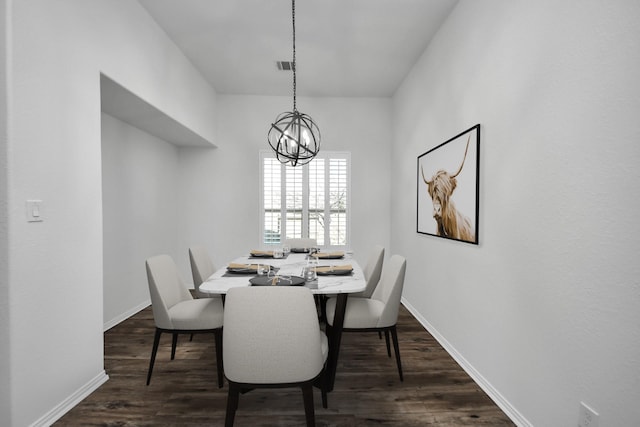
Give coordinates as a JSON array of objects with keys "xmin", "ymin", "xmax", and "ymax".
[{"xmin": 260, "ymin": 151, "xmax": 350, "ymax": 248}]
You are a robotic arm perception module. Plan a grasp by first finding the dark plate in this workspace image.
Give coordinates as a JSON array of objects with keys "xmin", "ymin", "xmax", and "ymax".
[
  {"xmin": 316, "ymin": 268, "xmax": 353, "ymax": 276},
  {"xmin": 290, "ymin": 247, "xmax": 311, "ymax": 253},
  {"xmin": 249, "ymin": 275, "xmax": 306, "ymax": 286},
  {"xmin": 313, "ymin": 254, "xmax": 344, "ymax": 260},
  {"xmin": 226, "ymin": 267, "xmax": 258, "ymax": 274},
  {"xmin": 227, "ymin": 265, "xmax": 275, "ymax": 274}
]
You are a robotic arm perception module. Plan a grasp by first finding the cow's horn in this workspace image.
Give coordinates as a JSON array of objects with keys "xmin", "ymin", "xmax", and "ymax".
[
  {"xmin": 451, "ymin": 135, "xmax": 472, "ymax": 178},
  {"xmin": 421, "ymin": 166, "xmax": 433, "ymax": 185}
]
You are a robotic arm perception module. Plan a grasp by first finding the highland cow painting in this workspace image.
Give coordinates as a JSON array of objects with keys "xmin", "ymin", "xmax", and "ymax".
[{"xmin": 417, "ymin": 124, "xmax": 480, "ymax": 244}]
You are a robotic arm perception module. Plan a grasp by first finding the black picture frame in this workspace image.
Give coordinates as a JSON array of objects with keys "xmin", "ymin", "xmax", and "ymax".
[{"xmin": 417, "ymin": 124, "xmax": 480, "ymax": 244}]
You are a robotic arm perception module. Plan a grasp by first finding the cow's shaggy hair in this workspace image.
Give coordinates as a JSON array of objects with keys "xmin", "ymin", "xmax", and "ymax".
[{"xmin": 425, "ymin": 171, "xmax": 474, "ymax": 241}]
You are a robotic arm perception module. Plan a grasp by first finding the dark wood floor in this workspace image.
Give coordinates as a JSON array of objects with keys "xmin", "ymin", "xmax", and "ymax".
[{"xmin": 55, "ymin": 304, "xmax": 514, "ymax": 426}]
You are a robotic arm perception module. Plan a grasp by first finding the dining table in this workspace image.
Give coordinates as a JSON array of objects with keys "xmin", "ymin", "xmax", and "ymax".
[{"xmin": 199, "ymin": 250, "xmax": 366, "ymax": 392}]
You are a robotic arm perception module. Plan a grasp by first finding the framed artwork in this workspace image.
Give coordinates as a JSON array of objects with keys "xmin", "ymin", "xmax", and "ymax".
[{"xmin": 417, "ymin": 124, "xmax": 480, "ymax": 244}]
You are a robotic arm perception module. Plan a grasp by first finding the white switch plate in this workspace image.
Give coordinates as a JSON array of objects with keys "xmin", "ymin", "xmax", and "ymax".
[
  {"xmin": 578, "ymin": 402, "xmax": 599, "ymax": 427},
  {"xmin": 26, "ymin": 200, "xmax": 43, "ymax": 222}
]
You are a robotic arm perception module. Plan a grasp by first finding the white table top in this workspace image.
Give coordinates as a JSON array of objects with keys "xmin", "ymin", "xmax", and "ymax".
[{"xmin": 199, "ymin": 252, "xmax": 366, "ymax": 295}]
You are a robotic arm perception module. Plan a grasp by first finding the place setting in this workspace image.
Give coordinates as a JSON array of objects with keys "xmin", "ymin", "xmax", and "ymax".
[
  {"xmin": 290, "ymin": 247, "xmax": 315, "ymax": 254},
  {"xmin": 310, "ymin": 250, "xmax": 345, "ymax": 260},
  {"xmin": 248, "ymin": 245, "xmax": 291, "ymax": 259},
  {"xmin": 224, "ymin": 262, "xmax": 277, "ymax": 276},
  {"xmin": 314, "ymin": 264, "xmax": 353, "ymax": 276},
  {"xmin": 249, "ymin": 274, "xmax": 306, "ymax": 286}
]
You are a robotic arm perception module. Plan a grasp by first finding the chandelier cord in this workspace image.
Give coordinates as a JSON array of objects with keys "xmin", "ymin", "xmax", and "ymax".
[
  {"xmin": 292, "ymin": 0, "xmax": 297, "ymax": 112},
  {"xmin": 267, "ymin": 0, "xmax": 319, "ymax": 167}
]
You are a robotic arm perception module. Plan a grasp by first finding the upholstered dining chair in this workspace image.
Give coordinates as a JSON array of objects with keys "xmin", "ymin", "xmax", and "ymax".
[
  {"xmin": 284, "ymin": 238, "xmax": 318, "ymax": 250},
  {"xmin": 316, "ymin": 245, "xmax": 384, "ymax": 322},
  {"xmin": 223, "ymin": 286, "xmax": 328, "ymax": 427},
  {"xmin": 351, "ymin": 244, "xmax": 385, "ymax": 299},
  {"xmin": 325, "ymin": 254, "xmax": 407, "ymax": 381},
  {"xmin": 188, "ymin": 245, "xmax": 220, "ymax": 298},
  {"xmin": 145, "ymin": 254, "xmax": 224, "ymax": 387}
]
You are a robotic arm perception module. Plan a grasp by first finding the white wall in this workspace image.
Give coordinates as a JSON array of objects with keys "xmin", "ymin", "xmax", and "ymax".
[
  {"xmin": 392, "ymin": 1, "xmax": 640, "ymax": 426},
  {"xmin": 177, "ymin": 94, "xmax": 392, "ymax": 276},
  {"xmin": 101, "ymin": 113, "xmax": 183, "ymax": 329},
  {"xmin": 5, "ymin": 1, "xmax": 217, "ymax": 425},
  {"xmin": 0, "ymin": 0, "xmax": 10, "ymax": 421}
]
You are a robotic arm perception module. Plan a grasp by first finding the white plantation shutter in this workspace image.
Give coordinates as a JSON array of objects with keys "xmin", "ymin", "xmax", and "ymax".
[
  {"xmin": 260, "ymin": 151, "xmax": 350, "ymax": 248},
  {"xmin": 285, "ymin": 165, "xmax": 303, "ymax": 240},
  {"xmin": 262, "ymin": 157, "xmax": 282, "ymax": 244},
  {"xmin": 328, "ymin": 158, "xmax": 348, "ymax": 246},
  {"xmin": 308, "ymin": 158, "xmax": 325, "ymax": 246}
]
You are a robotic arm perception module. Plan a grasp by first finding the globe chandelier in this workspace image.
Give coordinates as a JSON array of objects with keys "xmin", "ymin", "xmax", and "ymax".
[{"xmin": 268, "ymin": 0, "xmax": 320, "ymax": 167}]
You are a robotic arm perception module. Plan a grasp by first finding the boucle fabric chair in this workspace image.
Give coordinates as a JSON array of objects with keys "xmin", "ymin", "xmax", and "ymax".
[
  {"xmin": 223, "ymin": 286, "xmax": 328, "ymax": 427},
  {"xmin": 188, "ymin": 245, "xmax": 220, "ymax": 298},
  {"xmin": 145, "ymin": 254, "xmax": 224, "ymax": 387},
  {"xmin": 325, "ymin": 254, "xmax": 407, "ymax": 381},
  {"xmin": 350, "ymin": 244, "xmax": 384, "ymax": 298}
]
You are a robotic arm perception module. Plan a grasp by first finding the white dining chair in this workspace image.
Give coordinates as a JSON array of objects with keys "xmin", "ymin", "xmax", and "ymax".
[
  {"xmin": 317, "ymin": 244, "xmax": 384, "ymax": 323},
  {"xmin": 351, "ymin": 244, "xmax": 384, "ymax": 299},
  {"xmin": 284, "ymin": 238, "xmax": 318, "ymax": 250},
  {"xmin": 188, "ymin": 245, "xmax": 220, "ymax": 299},
  {"xmin": 325, "ymin": 254, "xmax": 407, "ymax": 381},
  {"xmin": 145, "ymin": 254, "xmax": 224, "ymax": 387},
  {"xmin": 223, "ymin": 286, "xmax": 328, "ymax": 427}
]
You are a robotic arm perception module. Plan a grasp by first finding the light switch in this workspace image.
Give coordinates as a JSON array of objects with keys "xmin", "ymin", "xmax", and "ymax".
[{"xmin": 26, "ymin": 200, "xmax": 44, "ymax": 222}]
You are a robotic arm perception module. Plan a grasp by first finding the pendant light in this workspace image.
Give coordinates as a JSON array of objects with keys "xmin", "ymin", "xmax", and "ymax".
[{"xmin": 268, "ymin": 0, "xmax": 320, "ymax": 167}]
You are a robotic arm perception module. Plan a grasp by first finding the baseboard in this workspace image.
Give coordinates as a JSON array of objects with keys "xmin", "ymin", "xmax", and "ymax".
[
  {"xmin": 401, "ymin": 297, "xmax": 532, "ymax": 427},
  {"xmin": 30, "ymin": 370, "xmax": 109, "ymax": 427},
  {"xmin": 103, "ymin": 299, "xmax": 150, "ymax": 331}
]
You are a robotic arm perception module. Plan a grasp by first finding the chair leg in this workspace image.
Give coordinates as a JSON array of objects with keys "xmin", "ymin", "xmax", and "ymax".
[
  {"xmin": 146, "ymin": 328, "xmax": 162, "ymax": 385},
  {"xmin": 214, "ymin": 329, "xmax": 224, "ymax": 388},
  {"xmin": 390, "ymin": 326, "xmax": 403, "ymax": 381},
  {"xmin": 301, "ymin": 384, "xmax": 316, "ymax": 427},
  {"xmin": 321, "ymin": 379, "xmax": 328, "ymax": 409},
  {"xmin": 171, "ymin": 333, "xmax": 178, "ymax": 360},
  {"xmin": 225, "ymin": 383, "xmax": 240, "ymax": 427},
  {"xmin": 384, "ymin": 329, "xmax": 391, "ymax": 357}
]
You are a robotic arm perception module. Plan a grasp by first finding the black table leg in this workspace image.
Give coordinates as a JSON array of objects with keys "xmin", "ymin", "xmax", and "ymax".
[{"xmin": 324, "ymin": 293, "xmax": 348, "ymax": 392}]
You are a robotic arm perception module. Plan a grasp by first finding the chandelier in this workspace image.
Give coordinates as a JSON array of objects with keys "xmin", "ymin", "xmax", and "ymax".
[{"xmin": 267, "ymin": 0, "xmax": 320, "ymax": 167}]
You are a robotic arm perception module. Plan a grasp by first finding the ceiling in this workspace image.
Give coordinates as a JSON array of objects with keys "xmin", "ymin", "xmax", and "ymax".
[{"xmin": 138, "ymin": 0, "xmax": 458, "ymax": 98}]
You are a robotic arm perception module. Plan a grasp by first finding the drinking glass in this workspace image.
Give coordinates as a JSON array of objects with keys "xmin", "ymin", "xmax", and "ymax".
[
  {"xmin": 303, "ymin": 267, "xmax": 315, "ymax": 282},
  {"xmin": 273, "ymin": 247, "xmax": 284, "ymax": 259},
  {"xmin": 305, "ymin": 258, "xmax": 318, "ymax": 281},
  {"xmin": 257, "ymin": 264, "xmax": 269, "ymax": 276}
]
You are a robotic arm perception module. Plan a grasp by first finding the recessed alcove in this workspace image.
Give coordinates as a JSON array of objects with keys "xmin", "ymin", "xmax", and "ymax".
[
  {"xmin": 100, "ymin": 74, "xmax": 215, "ymax": 330},
  {"xmin": 100, "ymin": 74, "xmax": 216, "ymax": 148}
]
